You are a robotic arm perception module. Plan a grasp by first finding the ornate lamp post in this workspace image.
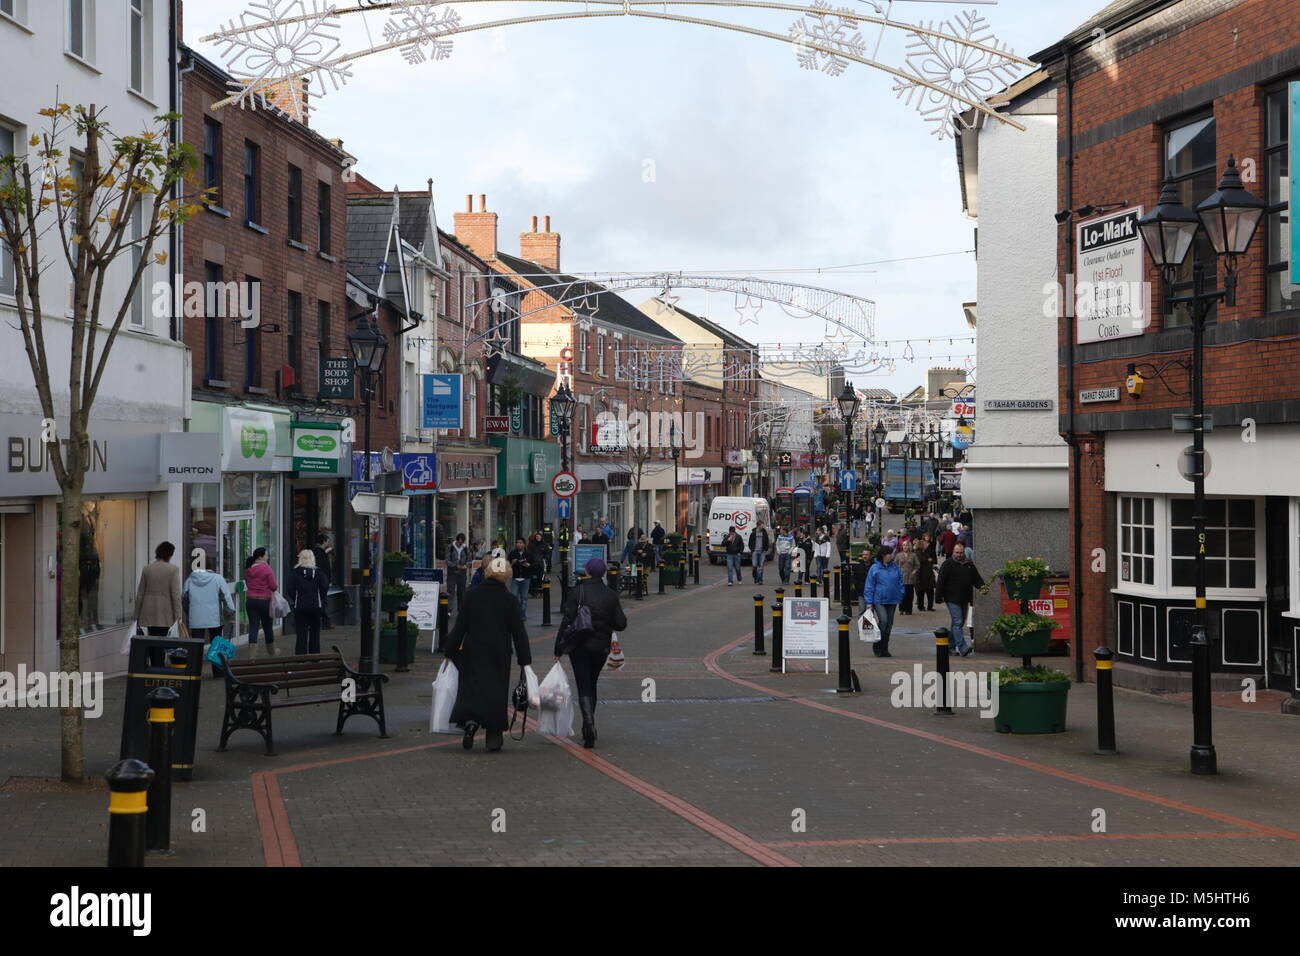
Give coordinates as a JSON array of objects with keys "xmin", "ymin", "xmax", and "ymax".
[
  {"xmin": 753, "ymin": 433, "xmax": 767, "ymax": 500},
  {"xmin": 549, "ymin": 381, "xmax": 577, "ymax": 596},
  {"xmin": 1136, "ymin": 157, "xmax": 1264, "ymax": 776},
  {"xmin": 347, "ymin": 319, "xmax": 389, "ymax": 672},
  {"xmin": 837, "ymin": 381, "xmax": 860, "ymax": 512},
  {"xmin": 871, "ymin": 420, "xmax": 887, "ymax": 501}
]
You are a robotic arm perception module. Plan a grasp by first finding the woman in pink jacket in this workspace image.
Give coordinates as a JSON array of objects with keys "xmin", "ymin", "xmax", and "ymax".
[{"xmin": 243, "ymin": 548, "xmax": 279, "ymax": 656}]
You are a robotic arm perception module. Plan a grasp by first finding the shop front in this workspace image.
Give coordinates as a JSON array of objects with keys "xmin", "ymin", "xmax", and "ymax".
[
  {"xmin": 492, "ymin": 437, "xmax": 557, "ymax": 547},
  {"xmin": 678, "ymin": 466, "xmax": 723, "ymax": 538},
  {"xmin": 437, "ymin": 447, "xmax": 499, "ymax": 558},
  {"xmin": 0, "ymin": 413, "xmax": 184, "ymax": 677}
]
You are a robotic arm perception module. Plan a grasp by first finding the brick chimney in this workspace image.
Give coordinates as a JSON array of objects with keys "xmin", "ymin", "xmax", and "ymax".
[
  {"xmin": 454, "ymin": 194, "xmax": 498, "ymax": 260},
  {"xmin": 263, "ymin": 77, "xmax": 310, "ymax": 125},
  {"xmin": 520, "ymin": 214, "xmax": 560, "ymax": 272}
]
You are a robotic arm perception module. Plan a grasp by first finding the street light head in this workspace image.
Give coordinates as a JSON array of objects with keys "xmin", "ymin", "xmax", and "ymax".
[
  {"xmin": 1196, "ymin": 156, "xmax": 1266, "ymax": 257},
  {"xmin": 549, "ymin": 381, "xmax": 577, "ymax": 427},
  {"xmin": 836, "ymin": 381, "xmax": 859, "ymax": 422},
  {"xmin": 1137, "ymin": 178, "xmax": 1200, "ymax": 270},
  {"xmin": 347, "ymin": 321, "xmax": 388, "ymax": 372}
]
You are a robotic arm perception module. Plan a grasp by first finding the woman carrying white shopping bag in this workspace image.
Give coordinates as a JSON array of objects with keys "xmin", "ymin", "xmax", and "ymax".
[{"xmin": 554, "ymin": 556, "xmax": 627, "ymax": 749}]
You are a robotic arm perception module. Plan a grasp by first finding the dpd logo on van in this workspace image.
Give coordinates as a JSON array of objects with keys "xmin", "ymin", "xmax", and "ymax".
[{"xmin": 732, "ymin": 512, "xmax": 751, "ymax": 529}]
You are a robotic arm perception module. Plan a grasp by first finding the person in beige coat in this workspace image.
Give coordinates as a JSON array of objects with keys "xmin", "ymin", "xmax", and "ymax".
[
  {"xmin": 897, "ymin": 541, "xmax": 919, "ymax": 615},
  {"xmin": 133, "ymin": 542, "xmax": 184, "ymax": 636}
]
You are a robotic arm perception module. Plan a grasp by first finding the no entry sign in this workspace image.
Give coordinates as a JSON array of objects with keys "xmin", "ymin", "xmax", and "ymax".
[{"xmin": 552, "ymin": 471, "xmax": 578, "ymax": 498}]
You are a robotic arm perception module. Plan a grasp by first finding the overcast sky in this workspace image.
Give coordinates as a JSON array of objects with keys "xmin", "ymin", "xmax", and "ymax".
[{"xmin": 185, "ymin": 0, "xmax": 1103, "ymax": 397}]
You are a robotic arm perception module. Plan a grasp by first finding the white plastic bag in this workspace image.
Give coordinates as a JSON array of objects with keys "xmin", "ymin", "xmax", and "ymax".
[
  {"xmin": 536, "ymin": 663, "xmax": 576, "ymax": 737},
  {"xmin": 429, "ymin": 659, "xmax": 460, "ymax": 734},
  {"xmin": 271, "ymin": 591, "xmax": 291, "ymax": 620},
  {"xmin": 858, "ymin": 606, "xmax": 880, "ymax": 642},
  {"xmin": 606, "ymin": 636, "xmax": 626, "ymax": 670},
  {"xmin": 524, "ymin": 664, "xmax": 540, "ymax": 710},
  {"xmin": 120, "ymin": 622, "xmax": 140, "ymax": 655}
]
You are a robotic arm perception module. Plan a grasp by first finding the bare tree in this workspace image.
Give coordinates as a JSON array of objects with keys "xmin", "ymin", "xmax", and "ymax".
[{"xmin": 0, "ymin": 104, "xmax": 201, "ymax": 781}]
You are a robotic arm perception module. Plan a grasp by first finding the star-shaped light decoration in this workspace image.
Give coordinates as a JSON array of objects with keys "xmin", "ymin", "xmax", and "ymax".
[
  {"xmin": 735, "ymin": 293, "xmax": 762, "ymax": 326},
  {"xmin": 657, "ymin": 285, "xmax": 680, "ymax": 311}
]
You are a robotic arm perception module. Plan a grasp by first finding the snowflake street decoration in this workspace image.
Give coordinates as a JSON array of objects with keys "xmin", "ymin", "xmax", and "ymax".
[
  {"xmin": 789, "ymin": 1, "xmax": 866, "ymax": 77},
  {"xmin": 891, "ymin": 10, "xmax": 1022, "ymax": 139},
  {"xmin": 213, "ymin": 0, "xmax": 352, "ymax": 118},
  {"xmin": 383, "ymin": 1, "xmax": 461, "ymax": 65}
]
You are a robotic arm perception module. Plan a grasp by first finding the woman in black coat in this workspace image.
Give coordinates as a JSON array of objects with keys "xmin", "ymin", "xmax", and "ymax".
[
  {"xmin": 446, "ymin": 557, "xmax": 533, "ymax": 752},
  {"xmin": 555, "ymin": 556, "xmax": 628, "ymax": 749}
]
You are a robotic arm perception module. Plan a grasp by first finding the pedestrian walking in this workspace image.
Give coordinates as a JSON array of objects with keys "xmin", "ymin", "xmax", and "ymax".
[
  {"xmin": 651, "ymin": 520, "xmax": 666, "ymax": 567},
  {"xmin": 862, "ymin": 545, "xmax": 903, "ymax": 657},
  {"xmin": 776, "ymin": 526, "xmax": 794, "ymax": 584},
  {"xmin": 528, "ymin": 531, "xmax": 550, "ymax": 595},
  {"xmin": 310, "ymin": 532, "xmax": 335, "ymax": 629},
  {"xmin": 507, "ymin": 538, "xmax": 533, "ymax": 620},
  {"xmin": 916, "ymin": 540, "xmax": 937, "ymax": 612},
  {"xmin": 447, "ymin": 556, "xmax": 532, "ymax": 752},
  {"xmin": 555, "ymin": 556, "xmax": 628, "ymax": 749},
  {"xmin": 724, "ymin": 526, "xmax": 744, "ymax": 585},
  {"xmin": 798, "ymin": 530, "xmax": 814, "ymax": 584},
  {"xmin": 814, "ymin": 529, "xmax": 832, "ymax": 583},
  {"xmin": 133, "ymin": 541, "xmax": 184, "ymax": 637},
  {"xmin": 934, "ymin": 542, "xmax": 984, "ymax": 656},
  {"xmin": 882, "ymin": 529, "xmax": 898, "ymax": 553},
  {"xmin": 446, "ymin": 533, "xmax": 471, "ymax": 614},
  {"xmin": 285, "ymin": 549, "xmax": 329, "ymax": 655},
  {"xmin": 938, "ymin": 523, "xmax": 957, "ymax": 559},
  {"xmin": 622, "ymin": 526, "xmax": 639, "ymax": 565},
  {"xmin": 182, "ymin": 564, "xmax": 235, "ymax": 658},
  {"xmin": 897, "ymin": 540, "xmax": 918, "ymax": 615},
  {"xmin": 243, "ymin": 547, "xmax": 279, "ymax": 656},
  {"xmin": 748, "ymin": 521, "xmax": 771, "ymax": 584},
  {"xmin": 791, "ymin": 545, "xmax": 805, "ymax": 585},
  {"xmin": 836, "ymin": 522, "xmax": 851, "ymax": 567}
]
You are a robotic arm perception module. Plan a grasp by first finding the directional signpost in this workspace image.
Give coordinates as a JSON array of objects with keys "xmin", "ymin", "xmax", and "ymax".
[{"xmin": 840, "ymin": 470, "xmax": 857, "ymax": 492}]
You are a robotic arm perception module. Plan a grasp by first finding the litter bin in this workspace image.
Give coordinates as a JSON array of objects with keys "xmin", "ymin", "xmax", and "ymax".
[{"xmin": 119, "ymin": 636, "xmax": 205, "ymax": 782}]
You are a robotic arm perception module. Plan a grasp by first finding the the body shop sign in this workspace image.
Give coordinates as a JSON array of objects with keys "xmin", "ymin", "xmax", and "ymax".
[
  {"xmin": 1075, "ymin": 207, "xmax": 1147, "ymax": 344},
  {"xmin": 292, "ymin": 424, "xmax": 342, "ymax": 473},
  {"xmin": 224, "ymin": 408, "xmax": 276, "ymax": 470}
]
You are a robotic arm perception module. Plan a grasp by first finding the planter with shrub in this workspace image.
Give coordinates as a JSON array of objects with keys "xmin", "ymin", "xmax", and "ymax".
[
  {"xmin": 383, "ymin": 551, "xmax": 412, "ymax": 582},
  {"xmin": 994, "ymin": 665, "xmax": 1071, "ymax": 734},
  {"xmin": 381, "ymin": 581, "xmax": 415, "ymax": 613}
]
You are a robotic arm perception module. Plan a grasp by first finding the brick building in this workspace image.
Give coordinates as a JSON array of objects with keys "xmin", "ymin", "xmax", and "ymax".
[
  {"xmin": 1035, "ymin": 0, "xmax": 1300, "ymax": 703},
  {"xmin": 180, "ymin": 47, "xmax": 373, "ymax": 624}
]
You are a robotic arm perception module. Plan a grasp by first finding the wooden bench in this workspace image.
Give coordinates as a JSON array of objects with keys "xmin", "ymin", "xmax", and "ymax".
[{"xmin": 216, "ymin": 646, "xmax": 389, "ymax": 756}]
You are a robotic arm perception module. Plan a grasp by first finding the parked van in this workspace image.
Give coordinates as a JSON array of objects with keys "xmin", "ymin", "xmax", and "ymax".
[{"xmin": 706, "ymin": 497, "xmax": 773, "ymax": 564}]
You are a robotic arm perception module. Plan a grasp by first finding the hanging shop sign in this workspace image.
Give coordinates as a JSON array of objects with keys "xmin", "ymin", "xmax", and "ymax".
[
  {"xmin": 939, "ymin": 470, "xmax": 962, "ymax": 492},
  {"xmin": 421, "ymin": 374, "xmax": 463, "ymax": 429},
  {"xmin": 224, "ymin": 408, "xmax": 277, "ymax": 471},
  {"xmin": 485, "ymin": 415, "xmax": 510, "ymax": 435},
  {"xmin": 510, "ymin": 404, "xmax": 523, "ymax": 434},
  {"xmin": 291, "ymin": 424, "xmax": 343, "ymax": 473},
  {"xmin": 1075, "ymin": 206, "xmax": 1147, "ymax": 344},
  {"xmin": 319, "ymin": 358, "xmax": 355, "ymax": 400}
]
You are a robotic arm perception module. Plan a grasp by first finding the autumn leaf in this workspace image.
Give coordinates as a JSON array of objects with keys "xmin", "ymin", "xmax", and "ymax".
[
  {"xmin": 29, "ymin": 135, "xmax": 39, "ymax": 147},
  {"xmin": 153, "ymin": 251, "xmax": 167, "ymax": 265}
]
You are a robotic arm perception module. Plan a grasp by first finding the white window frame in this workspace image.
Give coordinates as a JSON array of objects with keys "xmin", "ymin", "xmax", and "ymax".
[
  {"xmin": 1287, "ymin": 498, "xmax": 1300, "ymax": 618},
  {"xmin": 127, "ymin": 0, "xmax": 151, "ymax": 98},
  {"xmin": 0, "ymin": 122, "xmax": 18, "ymax": 301},
  {"xmin": 128, "ymin": 198, "xmax": 145, "ymax": 326},
  {"xmin": 466, "ymin": 372, "xmax": 478, "ymax": 439},
  {"xmin": 596, "ymin": 329, "xmax": 607, "ymax": 377},
  {"xmin": 1, "ymin": 1, "xmax": 30, "ymax": 30},
  {"xmin": 66, "ymin": 0, "xmax": 95, "ymax": 65},
  {"xmin": 578, "ymin": 327, "xmax": 588, "ymax": 372},
  {"xmin": 1117, "ymin": 494, "xmax": 1156, "ymax": 590}
]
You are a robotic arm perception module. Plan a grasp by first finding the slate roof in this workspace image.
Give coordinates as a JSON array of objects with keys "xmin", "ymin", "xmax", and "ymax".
[
  {"xmin": 346, "ymin": 198, "xmax": 406, "ymax": 307},
  {"xmin": 493, "ymin": 251, "xmax": 680, "ymax": 342}
]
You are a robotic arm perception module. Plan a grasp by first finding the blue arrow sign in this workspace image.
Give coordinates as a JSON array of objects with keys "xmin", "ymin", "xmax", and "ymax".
[
  {"xmin": 557, "ymin": 498, "xmax": 572, "ymax": 519},
  {"xmin": 840, "ymin": 470, "xmax": 857, "ymax": 492}
]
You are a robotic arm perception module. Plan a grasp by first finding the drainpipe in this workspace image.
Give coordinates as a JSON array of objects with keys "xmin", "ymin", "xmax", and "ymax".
[
  {"xmin": 169, "ymin": 0, "xmax": 181, "ymax": 342},
  {"xmin": 1063, "ymin": 50, "xmax": 1085, "ymax": 685}
]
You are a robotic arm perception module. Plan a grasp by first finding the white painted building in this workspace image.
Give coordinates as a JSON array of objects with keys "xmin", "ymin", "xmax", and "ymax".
[
  {"xmin": 954, "ymin": 70, "xmax": 1068, "ymax": 627},
  {"xmin": 0, "ymin": 0, "xmax": 186, "ymax": 677}
]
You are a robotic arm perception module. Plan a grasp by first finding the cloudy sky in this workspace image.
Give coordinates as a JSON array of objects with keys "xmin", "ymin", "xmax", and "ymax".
[{"xmin": 185, "ymin": 0, "xmax": 1102, "ymax": 396}]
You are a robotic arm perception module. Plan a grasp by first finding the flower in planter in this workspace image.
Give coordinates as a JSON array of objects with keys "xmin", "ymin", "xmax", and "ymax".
[
  {"xmin": 996, "ymin": 664, "xmax": 1070, "ymax": 686},
  {"xmin": 988, "ymin": 612, "xmax": 1062, "ymax": 638},
  {"xmin": 981, "ymin": 557, "xmax": 1053, "ymax": 594}
]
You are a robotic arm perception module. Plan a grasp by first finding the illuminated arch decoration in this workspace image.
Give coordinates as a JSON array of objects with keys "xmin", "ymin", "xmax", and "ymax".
[{"xmin": 203, "ymin": 0, "xmax": 1034, "ymax": 139}]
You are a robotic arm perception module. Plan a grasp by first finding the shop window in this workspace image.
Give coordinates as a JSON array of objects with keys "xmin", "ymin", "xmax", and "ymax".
[
  {"xmin": 70, "ymin": 499, "xmax": 141, "ymax": 634},
  {"xmin": 244, "ymin": 276, "xmax": 262, "ymax": 389},
  {"xmin": 1170, "ymin": 497, "xmax": 1256, "ymax": 589},
  {"xmin": 287, "ymin": 165, "xmax": 302, "ymax": 242},
  {"xmin": 1264, "ymin": 85, "xmax": 1300, "ymax": 312},
  {"xmin": 1161, "ymin": 114, "xmax": 1217, "ymax": 328},
  {"xmin": 317, "ymin": 181, "xmax": 331, "ymax": 254},
  {"xmin": 1118, "ymin": 495, "xmax": 1155, "ymax": 585},
  {"xmin": 190, "ymin": 483, "xmax": 218, "ymax": 572}
]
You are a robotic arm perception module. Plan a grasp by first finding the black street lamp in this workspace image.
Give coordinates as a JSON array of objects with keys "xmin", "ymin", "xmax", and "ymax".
[
  {"xmin": 837, "ymin": 382, "xmax": 859, "ymax": 512},
  {"xmin": 347, "ymin": 318, "xmax": 389, "ymax": 672},
  {"xmin": 549, "ymin": 381, "xmax": 577, "ymax": 597},
  {"xmin": 1136, "ymin": 156, "xmax": 1265, "ymax": 776},
  {"xmin": 871, "ymin": 420, "xmax": 887, "ymax": 501},
  {"xmin": 753, "ymin": 433, "xmax": 767, "ymax": 499}
]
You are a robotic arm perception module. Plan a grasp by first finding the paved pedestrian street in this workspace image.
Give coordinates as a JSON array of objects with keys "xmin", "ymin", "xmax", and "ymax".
[{"xmin": 4, "ymin": 561, "xmax": 1297, "ymax": 869}]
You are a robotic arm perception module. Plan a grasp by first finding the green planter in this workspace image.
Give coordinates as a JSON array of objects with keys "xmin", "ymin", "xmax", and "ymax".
[
  {"xmin": 994, "ymin": 680, "xmax": 1070, "ymax": 734},
  {"xmin": 378, "ymin": 626, "xmax": 416, "ymax": 665},
  {"xmin": 1003, "ymin": 575, "xmax": 1046, "ymax": 601},
  {"xmin": 381, "ymin": 593, "xmax": 409, "ymax": 613},
  {"xmin": 383, "ymin": 559, "xmax": 408, "ymax": 581},
  {"xmin": 1000, "ymin": 627, "xmax": 1055, "ymax": 658}
]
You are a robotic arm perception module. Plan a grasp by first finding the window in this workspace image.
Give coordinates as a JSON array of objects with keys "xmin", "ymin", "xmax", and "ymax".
[
  {"xmin": 287, "ymin": 291, "xmax": 302, "ymax": 385},
  {"xmin": 203, "ymin": 262, "xmax": 223, "ymax": 381},
  {"xmin": 317, "ymin": 181, "xmax": 331, "ymax": 253},
  {"xmin": 1264, "ymin": 86, "xmax": 1300, "ymax": 312},
  {"xmin": 128, "ymin": 0, "xmax": 150, "ymax": 95},
  {"xmin": 578, "ymin": 328, "xmax": 589, "ymax": 372},
  {"xmin": 467, "ymin": 375, "xmax": 477, "ymax": 439},
  {"xmin": 1118, "ymin": 496, "xmax": 1155, "ymax": 586},
  {"xmin": 1162, "ymin": 114, "xmax": 1217, "ymax": 327},
  {"xmin": 67, "ymin": 0, "xmax": 91, "ymax": 61},
  {"xmin": 202, "ymin": 118, "xmax": 222, "ymax": 207},
  {"xmin": 129, "ymin": 200, "xmax": 144, "ymax": 326},
  {"xmin": 316, "ymin": 300, "xmax": 330, "ymax": 391},
  {"xmin": 287, "ymin": 165, "xmax": 302, "ymax": 242},
  {"xmin": 71, "ymin": 498, "xmax": 141, "ymax": 634},
  {"xmin": 597, "ymin": 330, "xmax": 606, "ymax": 376},
  {"xmin": 0, "ymin": 124, "xmax": 15, "ymax": 298},
  {"xmin": 243, "ymin": 140, "xmax": 260, "ymax": 226},
  {"xmin": 244, "ymin": 277, "xmax": 261, "ymax": 388},
  {"xmin": 1, "ymin": 1, "xmax": 15, "ymax": 19},
  {"xmin": 1170, "ymin": 497, "xmax": 1256, "ymax": 589}
]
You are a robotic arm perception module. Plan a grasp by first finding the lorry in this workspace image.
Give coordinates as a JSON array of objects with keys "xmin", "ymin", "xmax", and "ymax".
[{"xmin": 882, "ymin": 459, "xmax": 932, "ymax": 510}]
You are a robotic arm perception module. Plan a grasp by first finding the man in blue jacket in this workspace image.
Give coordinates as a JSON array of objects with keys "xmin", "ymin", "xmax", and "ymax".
[{"xmin": 862, "ymin": 545, "xmax": 904, "ymax": 658}]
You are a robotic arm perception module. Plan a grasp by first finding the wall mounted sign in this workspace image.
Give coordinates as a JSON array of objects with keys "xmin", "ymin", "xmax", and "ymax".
[
  {"xmin": 421, "ymin": 374, "xmax": 463, "ymax": 429},
  {"xmin": 1079, "ymin": 387, "xmax": 1121, "ymax": 404},
  {"xmin": 291, "ymin": 423, "xmax": 342, "ymax": 473},
  {"xmin": 159, "ymin": 432, "xmax": 221, "ymax": 483},
  {"xmin": 982, "ymin": 399, "xmax": 1054, "ymax": 412},
  {"xmin": 318, "ymin": 357, "xmax": 355, "ymax": 400},
  {"xmin": 225, "ymin": 407, "xmax": 277, "ymax": 471},
  {"xmin": 1075, "ymin": 206, "xmax": 1147, "ymax": 344}
]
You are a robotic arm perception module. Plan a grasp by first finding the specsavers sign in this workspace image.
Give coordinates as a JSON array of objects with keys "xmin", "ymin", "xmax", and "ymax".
[
  {"xmin": 224, "ymin": 408, "xmax": 277, "ymax": 471},
  {"xmin": 292, "ymin": 424, "xmax": 342, "ymax": 473}
]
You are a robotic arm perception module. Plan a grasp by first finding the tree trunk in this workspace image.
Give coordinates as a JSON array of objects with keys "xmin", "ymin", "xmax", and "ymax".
[{"xmin": 58, "ymin": 483, "xmax": 87, "ymax": 782}]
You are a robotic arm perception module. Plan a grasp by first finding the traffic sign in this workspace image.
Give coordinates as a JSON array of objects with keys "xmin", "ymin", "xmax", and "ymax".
[
  {"xmin": 557, "ymin": 498, "xmax": 572, "ymax": 519},
  {"xmin": 840, "ymin": 470, "xmax": 857, "ymax": 491},
  {"xmin": 828, "ymin": 454, "xmax": 841, "ymax": 468},
  {"xmin": 552, "ymin": 471, "xmax": 578, "ymax": 498}
]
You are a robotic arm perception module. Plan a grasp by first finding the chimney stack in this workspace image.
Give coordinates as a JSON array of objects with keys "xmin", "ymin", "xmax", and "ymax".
[
  {"xmin": 520, "ymin": 215, "xmax": 561, "ymax": 272},
  {"xmin": 454, "ymin": 192, "xmax": 499, "ymax": 260}
]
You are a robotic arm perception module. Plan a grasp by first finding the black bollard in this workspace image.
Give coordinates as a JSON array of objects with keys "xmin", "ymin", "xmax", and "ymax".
[
  {"xmin": 1095, "ymin": 646, "xmax": 1118, "ymax": 755},
  {"xmin": 542, "ymin": 578, "xmax": 552, "ymax": 625},
  {"xmin": 753, "ymin": 593, "xmax": 766, "ymax": 656},
  {"xmin": 106, "ymin": 758, "xmax": 154, "ymax": 868},
  {"xmin": 836, "ymin": 616, "xmax": 854, "ymax": 694},
  {"xmin": 795, "ymin": 581, "xmax": 803, "ymax": 598},
  {"xmin": 145, "ymin": 687, "xmax": 178, "ymax": 855},
  {"xmin": 658, "ymin": 561, "xmax": 666, "ymax": 595},
  {"xmin": 395, "ymin": 605, "xmax": 410, "ymax": 673},
  {"xmin": 769, "ymin": 600, "xmax": 784, "ymax": 673},
  {"xmin": 677, "ymin": 557, "xmax": 686, "ymax": 590},
  {"xmin": 810, "ymin": 575, "xmax": 818, "ymax": 599},
  {"xmin": 635, "ymin": 564, "xmax": 644, "ymax": 601},
  {"xmin": 693, "ymin": 550, "xmax": 700, "ymax": 585},
  {"xmin": 833, "ymin": 565, "xmax": 841, "ymax": 602},
  {"xmin": 437, "ymin": 591, "xmax": 450, "ymax": 653},
  {"xmin": 609, "ymin": 563, "xmax": 620, "ymax": 592},
  {"xmin": 935, "ymin": 627, "xmax": 954, "ymax": 715}
]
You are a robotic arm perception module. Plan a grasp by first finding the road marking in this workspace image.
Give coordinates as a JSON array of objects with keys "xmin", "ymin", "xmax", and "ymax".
[{"xmin": 767, "ymin": 831, "xmax": 1264, "ymax": 848}]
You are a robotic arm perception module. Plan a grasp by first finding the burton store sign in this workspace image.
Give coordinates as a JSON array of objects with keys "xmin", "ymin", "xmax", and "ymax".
[{"xmin": 292, "ymin": 424, "xmax": 343, "ymax": 473}]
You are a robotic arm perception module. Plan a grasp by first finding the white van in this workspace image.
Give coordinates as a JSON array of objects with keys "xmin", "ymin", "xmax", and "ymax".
[{"xmin": 706, "ymin": 497, "xmax": 773, "ymax": 564}]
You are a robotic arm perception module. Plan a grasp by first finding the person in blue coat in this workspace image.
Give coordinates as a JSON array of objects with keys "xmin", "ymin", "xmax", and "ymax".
[{"xmin": 862, "ymin": 545, "xmax": 904, "ymax": 658}]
